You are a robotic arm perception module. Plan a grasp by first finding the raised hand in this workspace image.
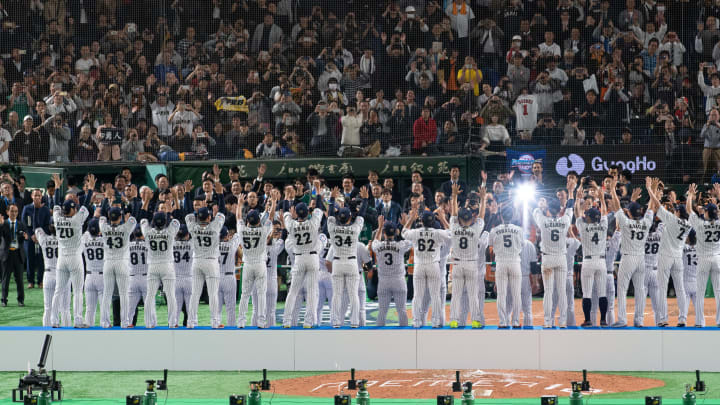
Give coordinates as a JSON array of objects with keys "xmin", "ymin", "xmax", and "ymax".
[{"xmin": 184, "ymin": 179, "xmax": 193, "ymax": 192}]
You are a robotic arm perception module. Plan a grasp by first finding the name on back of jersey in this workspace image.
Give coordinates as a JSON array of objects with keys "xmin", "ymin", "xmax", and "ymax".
[
  {"xmin": 453, "ymin": 227, "xmax": 476, "ymax": 238},
  {"xmin": 497, "ymin": 227, "xmax": 520, "ymax": 235},
  {"xmin": 584, "ymin": 223, "xmax": 607, "ymax": 233},
  {"xmin": 543, "ymin": 220, "xmax": 565, "ymax": 229},
  {"xmin": 628, "ymin": 222, "xmax": 648, "ymax": 231},
  {"xmin": 84, "ymin": 239, "xmax": 104, "ymax": 248},
  {"xmin": 333, "ymin": 226, "xmax": 355, "ymax": 235}
]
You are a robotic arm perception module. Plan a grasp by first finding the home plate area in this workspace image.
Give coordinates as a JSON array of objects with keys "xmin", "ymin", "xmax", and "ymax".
[{"xmin": 271, "ymin": 370, "xmax": 665, "ymax": 399}]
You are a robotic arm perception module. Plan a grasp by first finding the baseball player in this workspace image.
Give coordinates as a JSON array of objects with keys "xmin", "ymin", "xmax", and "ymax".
[
  {"xmin": 186, "ymin": 207, "xmax": 226, "ymax": 329},
  {"xmin": 532, "ymin": 177, "xmax": 576, "ymax": 328},
  {"xmin": 251, "ymin": 222, "xmax": 285, "ymax": 327},
  {"xmin": 332, "ymin": 241, "xmax": 373, "ymax": 326},
  {"xmin": 610, "ymin": 177, "xmax": 656, "ymax": 328},
  {"xmin": 402, "ymin": 210, "xmax": 451, "ymax": 328},
  {"xmin": 173, "ymin": 225, "xmax": 193, "ymax": 327},
  {"xmin": 489, "ymin": 208, "xmax": 524, "ymax": 327},
  {"xmin": 282, "ymin": 202, "xmax": 323, "ymax": 328},
  {"xmin": 286, "ymin": 232, "xmax": 327, "ymax": 326},
  {"xmin": 372, "ymin": 217, "xmax": 412, "ymax": 326},
  {"xmin": 237, "ymin": 203, "xmax": 275, "ymax": 328},
  {"xmin": 218, "ymin": 227, "xmax": 241, "ymax": 327},
  {"xmin": 504, "ymin": 239, "xmax": 538, "ymax": 327},
  {"xmin": 551, "ymin": 231, "xmax": 581, "ymax": 327},
  {"xmin": 575, "ymin": 184, "xmax": 609, "ymax": 327},
  {"xmin": 448, "ymin": 185, "xmax": 485, "ymax": 328},
  {"xmin": 644, "ymin": 220, "xmax": 664, "ymax": 325},
  {"xmin": 315, "ymin": 233, "xmax": 332, "ymax": 325},
  {"xmin": 142, "ymin": 212, "xmax": 180, "ymax": 328},
  {"xmin": 36, "ymin": 225, "xmax": 70, "ymax": 327},
  {"xmin": 328, "ymin": 207, "xmax": 365, "ymax": 328},
  {"xmin": 458, "ymin": 228, "xmax": 490, "ymax": 327},
  {"xmin": 82, "ymin": 219, "xmax": 105, "ymax": 327},
  {"xmin": 648, "ymin": 185, "xmax": 692, "ymax": 327},
  {"xmin": 52, "ymin": 201, "xmax": 89, "ymax": 328},
  {"xmin": 98, "ymin": 208, "xmax": 137, "ymax": 328},
  {"xmin": 591, "ymin": 228, "xmax": 621, "ymax": 326},
  {"xmin": 683, "ymin": 230, "xmax": 698, "ymax": 323},
  {"xmin": 127, "ymin": 226, "xmax": 148, "ymax": 326},
  {"xmin": 685, "ymin": 184, "xmax": 720, "ymax": 327}
]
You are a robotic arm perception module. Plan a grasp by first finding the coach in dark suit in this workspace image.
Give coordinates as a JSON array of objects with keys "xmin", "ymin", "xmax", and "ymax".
[
  {"xmin": 1, "ymin": 203, "xmax": 28, "ymax": 306},
  {"xmin": 376, "ymin": 189, "xmax": 402, "ymax": 224},
  {"xmin": 440, "ymin": 165, "xmax": 468, "ymax": 203},
  {"xmin": 21, "ymin": 189, "xmax": 51, "ymax": 288}
]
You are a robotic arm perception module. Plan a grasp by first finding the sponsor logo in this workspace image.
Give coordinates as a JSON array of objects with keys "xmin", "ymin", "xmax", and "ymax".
[
  {"xmin": 590, "ymin": 156, "xmax": 656, "ymax": 173},
  {"xmin": 512, "ymin": 154, "xmax": 538, "ymax": 175},
  {"xmin": 555, "ymin": 154, "xmax": 585, "ymax": 176}
]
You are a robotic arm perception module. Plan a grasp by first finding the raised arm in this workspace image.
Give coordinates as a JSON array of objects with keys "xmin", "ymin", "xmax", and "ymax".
[
  {"xmin": 686, "ymin": 183, "xmax": 697, "ymax": 215},
  {"xmin": 646, "ymin": 176, "xmax": 661, "ymax": 212},
  {"xmin": 609, "ymin": 177, "xmax": 621, "ymax": 213},
  {"xmin": 574, "ymin": 186, "xmax": 584, "ymax": 219}
]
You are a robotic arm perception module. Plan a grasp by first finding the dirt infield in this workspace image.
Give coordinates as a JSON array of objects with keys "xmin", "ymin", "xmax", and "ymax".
[{"xmin": 272, "ymin": 369, "xmax": 665, "ymax": 399}]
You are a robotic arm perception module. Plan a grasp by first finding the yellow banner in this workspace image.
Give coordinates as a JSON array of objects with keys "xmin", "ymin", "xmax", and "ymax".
[{"xmin": 214, "ymin": 96, "xmax": 249, "ymax": 112}]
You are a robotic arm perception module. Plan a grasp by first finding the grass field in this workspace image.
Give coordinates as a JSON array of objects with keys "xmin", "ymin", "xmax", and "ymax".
[{"xmin": 1, "ymin": 371, "xmax": 719, "ymax": 401}]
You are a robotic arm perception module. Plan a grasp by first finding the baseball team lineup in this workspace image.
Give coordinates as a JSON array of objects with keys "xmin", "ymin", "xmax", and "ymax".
[{"xmin": 10, "ymin": 163, "xmax": 720, "ymax": 329}]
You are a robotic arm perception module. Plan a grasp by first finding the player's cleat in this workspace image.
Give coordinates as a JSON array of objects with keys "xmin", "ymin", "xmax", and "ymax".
[
  {"xmin": 38, "ymin": 283, "xmax": 43, "ymax": 288},
  {"xmin": 694, "ymin": 324, "xmax": 703, "ymax": 328},
  {"xmin": 351, "ymin": 325, "xmax": 359, "ymax": 328},
  {"xmin": 333, "ymin": 325, "xmax": 341, "ymax": 328},
  {"xmin": 600, "ymin": 320, "xmax": 608, "ymax": 327},
  {"xmin": 471, "ymin": 321, "xmax": 483, "ymax": 328},
  {"xmin": 657, "ymin": 322, "xmax": 668, "ymax": 327},
  {"xmin": 283, "ymin": 324, "xmax": 291, "ymax": 328},
  {"xmin": 558, "ymin": 324, "xmax": 567, "ymax": 329},
  {"xmin": 611, "ymin": 322, "xmax": 627, "ymax": 328},
  {"xmin": 633, "ymin": 323, "xmax": 644, "ymax": 328},
  {"xmin": 74, "ymin": 323, "xmax": 89, "ymax": 329},
  {"xmin": 677, "ymin": 323, "xmax": 686, "ymax": 327},
  {"xmin": 216, "ymin": 324, "xmax": 225, "ymax": 329},
  {"xmin": 512, "ymin": 325, "xmax": 521, "ymax": 329},
  {"xmin": 581, "ymin": 321, "xmax": 593, "ymax": 328},
  {"xmin": 51, "ymin": 324, "xmax": 59, "ymax": 328},
  {"xmin": 498, "ymin": 325, "xmax": 509, "ymax": 329},
  {"xmin": 449, "ymin": 321, "xmax": 459, "ymax": 328},
  {"xmin": 303, "ymin": 324, "xmax": 313, "ymax": 329},
  {"xmin": 17, "ymin": 302, "xmax": 24, "ymax": 307},
  {"xmin": 238, "ymin": 325, "xmax": 245, "ymax": 329}
]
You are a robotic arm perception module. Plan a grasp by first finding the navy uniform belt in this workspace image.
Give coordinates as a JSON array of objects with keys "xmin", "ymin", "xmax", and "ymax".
[
  {"xmin": 584, "ymin": 255, "xmax": 605, "ymax": 259},
  {"xmin": 294, "ymin": 251, "xmax": 317, "ymax": 255},
  {"xmin": 334, "ymin": 256, "xmax": 356, "ymax": 260},
  {"xmin": 224, "ymin": 272, "xmax": 234, "ymax": 275},
  {"xmin": 130, "ymin": 273, "xmax": 147, "ymax": 276},
  {"xmin": 86, "ymin": 271, "xmax": 103, "ymax": 275}
]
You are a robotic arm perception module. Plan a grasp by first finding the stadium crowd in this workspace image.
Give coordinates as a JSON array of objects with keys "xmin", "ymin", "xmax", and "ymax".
[{"xmin": 0, "ymin": 0, "xmax": 713, "ymax": 172}]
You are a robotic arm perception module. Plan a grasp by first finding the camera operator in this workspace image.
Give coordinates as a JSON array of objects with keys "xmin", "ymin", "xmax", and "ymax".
[
  {"xmin": 42, "ymin": 113, "xmax": 71, "ymax": 162},
  {"xmin": 701, "ymin": 108, "xmax": 720, "ymax": 182},
  {"xmin": 46, "ymin": 90, "xmax": 77, "ymax": 116}
]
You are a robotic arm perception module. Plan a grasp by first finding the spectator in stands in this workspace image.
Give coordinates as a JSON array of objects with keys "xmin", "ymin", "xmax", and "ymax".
[
  {"xmin": 702, "ymin": 108, "xmax": 720, "ymax": 182},
  {"xmin": 413, "ymin": 107, "xmax": 438, "ymax": 155},
  {"xmin": 256, "ymin": 131, "xmax": 282, "ymax": 158},
  {"xmin": 387, "ymin": 100, "xmax": 413, "ymax": 155},
  {"xmin": 307, "ymin": 101, "xmax": 339, "ymax": 156},
  {"xmin": 340, "ymin": 106, "xmax": 363, "ymax": 152},
  {"xmin": 562, "ymin": 117, "xmax": 585, "ymax": 145},
  {"xmin": 11, "ymin": 116, "xmax": 45, "ymax": 164},
  {"xmin": 73, "ymin": 124, "xmax": 98, "ymax": 162},
  {"xmin": 42, "ymin": 113, "xmax": 71, "ymax": 163},
  {"xmin": 0, "ymin": 116, "xmax": 11, "ymax": 164}
]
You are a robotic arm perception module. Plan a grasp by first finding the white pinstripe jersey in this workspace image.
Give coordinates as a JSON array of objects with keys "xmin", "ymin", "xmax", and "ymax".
[
  {"xmin": 35, "ymin": 229, "xmax": 58, "ymax": 272},
  {"xmin": 488, "ymin": 224, "xmax": 523, "ymax": 261},
  {"xmin": 284, "ymin": 209, "xmax": 323, "ymax": 255},
  {"xmin": 644, "ymin": 223, "xmax": 664, "ymax": 268},
  {"xmin": 478, "ymin": 231, "xmax": 489, "ymax": 263},
  {"xmin": 185, "ymin": 213, "xmax": 225, "ymax": 260},
  {"xmin": 577, "ymin": 217, "xmax": 608, "ymax": 257},
  {"xmin": 53, "ymin": 206, "xmax": 89, "ymax": 257},
  {"xmin": 683, "ymin": 244, "xmax": 698, "ymax": 290},
  {"xmin": 689, "ymin": 212, "xmax": 720, "ymax": 256},
  {"xmin": 237, "ymin": 219, "xmax": 272, "ymax": 264},
  {"xmin": 657, "ymin": 206, "xmax": 691, "ymax": 257},
  {"xmin": 327, "ymin": 216, "xmax": 365, "ymax": 259},
  {"xmin": 173, "ymin": 240, "xmax": 193, "ymax": 277},
  {"xmin": 99, "ymin": 216, "xmax": 137, "ymax": 260},
  {"xmin": 606, "ymin": 231, "xmax": 622, "ymax": 272},
  {"xmin": 616, "ymin": 209, "xmax": 654, "ymax": 256},
  {"xmin": 317, "ymin": 233, "xmax": 329, "ymax": 272},
  {"xmin": 401, "ymin": 227, "xmax": 451, "ymax": 264},
  {"xmin": 372, "ymin": 239, "xmax": 412, "ymax": 277},
  {"xmin": 219, "ymin": 234, "xmax": 241, "ymax": 273},
  {"xmin": 326, "ymin": 241, "xmax": 371, "ymax": 271},
  {"xmin": 129, "ymin": 240, "xmax": 149, "ymax": 275},
  {"xmin": 81, "ymin": 233, "xmax": 105, "ymax": 273},
  {"xmin": 449, "ymin": 216, "xmax": 484, "ymax": 261},
  {"xmin": 141, "ymin": 219, "xmax": 180, "ymax": 264},
  {"xmin": 520, "ymin": 240, "xmax": 537, "ymax": 276},
  {"xmin": 566, "ymin": 238, "xmax": 581, "ymax": 275},
  {"xmin": 533, "ymin": 207, "xmax": 573, "ymax": 256},
  {"xmin": 266, "ymin": 238, "xmax": 285, "ymax": 276}
]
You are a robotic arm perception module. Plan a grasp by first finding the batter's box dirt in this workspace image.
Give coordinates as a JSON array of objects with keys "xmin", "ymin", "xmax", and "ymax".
[{"xmin": 273, "ymin": 369, "xmax": 665, "ymax": 399}]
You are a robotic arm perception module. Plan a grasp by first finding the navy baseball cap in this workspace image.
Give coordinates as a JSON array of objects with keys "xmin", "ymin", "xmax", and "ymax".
[
  {"xmin": 177, "ymin": 224, "xmax": 189, "ymax": 239},
  {"xmin": 586, "ymin": 207, "xmax": 601, "ymax": 222},
  {"xmin": 706, "ymin": 203, "xmax": 718, "ymax": 220},
  {"xmin": 87, "ymin": 219, "xmax": 100, "ymax": 236},
  {"xmin": 197, "ymin": 207, "xmax": 211, "ymax": 221},
  {"xmin": 220, "ymin": 226, "xmax": 228, "ymax": 240},
  {"xmin": 547, "ymin": 199, "xmax": 561, "ymax": 215},
  {"xmin": 627, "ymin": 202, "xmax": 643, "ymax": 218},
  {"xmin": 421, "ymin": 211, "xmax": 435, "ymax": 227},
  {"xmin": 152, "ymin": 212, "xmax": 167, "ymax": 228},
  {"xmin": 383, "ymin": 221, "xmax": 397, "ymax": 235},
  {"xmin": 676, "ymin": 204, "xmax": 689, "ymax": 220},
  {"xmin": 133, "ymin": 225, "xmax": 143, "ymax": 239},
  {"xmin": 337, "ymin": 207, "xmax": 351, "ymax": 224},
  {"xmin": 688, "ymin": 229, "xmax": 697, "ymax": 244},
  {"xmin": 62, "ymin": 200, "xmax": 77, "ymax": 215},
  {"xmin": 295, "ymin": 202, "xmax": 309, "ymax": 219},
  {"xmin": 246, "ymin": 209, "xmax": 261, "ymax": 225},
  {"xmin": 458, "ymin": 207, "xmax": 473, "ymax": 222},
  {"xmin": 501, "ymin": 207, "xmax": 514, "ymax": 222},
  {"xmin": 108, "ymin": 207, "xmax": 122, "ymax": 222}
]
